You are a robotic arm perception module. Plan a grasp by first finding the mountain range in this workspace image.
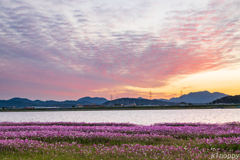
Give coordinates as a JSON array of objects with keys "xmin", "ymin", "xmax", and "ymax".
[
  {"xmin": 0, "ymin": 97, "xmax": 108, "ymax": 108},
  {"xmin": 102, "ymin": 98, "xmax": 174, "ymax": 106},
  {"xmin": 155, "ymin": 91, "xmax": 228, "ymax": 103},
  {"xmin": 0, "ymin": 91, "xmax": 231, "ymax": 108}
]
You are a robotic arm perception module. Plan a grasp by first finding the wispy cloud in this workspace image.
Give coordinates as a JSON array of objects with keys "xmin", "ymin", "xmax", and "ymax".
[{"xmin": 0, "ymin": 0, "xmax": 240, "ymax": 100}]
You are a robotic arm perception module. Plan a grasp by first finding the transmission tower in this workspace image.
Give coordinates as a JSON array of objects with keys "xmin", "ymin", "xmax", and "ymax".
[
  {"xmin": 150, "ymin": 91, "xmax": 152, "ymax": 100},
  {"xmin": 180, "ymin": 90, "xmax": 183, "ymax": 102}
]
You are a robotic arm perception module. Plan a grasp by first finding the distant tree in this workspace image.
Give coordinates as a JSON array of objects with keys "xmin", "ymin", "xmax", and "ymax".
[{"xmin": 72, "ymin": 105, "xmax": 75, "ymax": 108}]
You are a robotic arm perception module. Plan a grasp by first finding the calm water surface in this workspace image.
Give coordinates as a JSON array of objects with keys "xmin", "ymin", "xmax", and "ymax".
[{"xmin": 0, "ymin": 109, "xmax": 240, "ymax": 125}]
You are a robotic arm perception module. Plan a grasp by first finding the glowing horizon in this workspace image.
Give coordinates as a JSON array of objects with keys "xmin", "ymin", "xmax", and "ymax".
[{"xmin": 0, "ymin": 0, "xmax": 240, "ymax": 101}]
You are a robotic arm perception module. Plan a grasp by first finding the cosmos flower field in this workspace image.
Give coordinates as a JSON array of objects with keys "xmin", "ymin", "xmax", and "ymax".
[{"xmin": 1, "ymin": 122, "xmax": 240, "ymax": 159}]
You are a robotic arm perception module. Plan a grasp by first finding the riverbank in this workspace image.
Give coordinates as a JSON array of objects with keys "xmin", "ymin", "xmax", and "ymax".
[{"xmin": 0, "ymin": 105, "xmax": 239, "ymax": 112}]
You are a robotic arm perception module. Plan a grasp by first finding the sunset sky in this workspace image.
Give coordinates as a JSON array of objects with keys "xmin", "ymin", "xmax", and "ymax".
[{"xmin": 0, "ymin": 0, "xmax": 240, "ymax": 101}]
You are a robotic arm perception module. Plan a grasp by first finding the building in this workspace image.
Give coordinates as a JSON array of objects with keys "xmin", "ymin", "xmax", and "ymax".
[
  {"xmin": 177, "ymin": 102, "xmax": 192, "ymax": 107},
  {"xmin": 83, "ymin": 104, "xmax": 105, "ymax": 108},
  {"xmin": 76, "ymin": 104, "xmax": 83, "ymax": 107}
]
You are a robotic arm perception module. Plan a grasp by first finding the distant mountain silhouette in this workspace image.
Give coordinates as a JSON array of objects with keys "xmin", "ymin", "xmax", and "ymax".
[
  {"xmin": 102, "ymin": 98, "xmax": 174, "ymax": 106},
  {"xmin": 9, "ymin": 98, "xmax": 32, "ymax": 102},
  {"xmin": 0, "ymin": 97, "xmax": 108, "ymax": 108},
  {"xmin": 212, "ymin": 95, "xmax": 240, "ymax": 104},
  {"xmin": 0, "ymin": 92, "xmax": 230, "ymax": 108},
  {"xmin": 166, "ymin": 91, "xmax": 228, "ymax": 103},
  {"xmin": 77, "ymin": 97, "xmax": 108, "ymax": 104},
  {"xmin": 155, "ymin": 99, "xmax": 169, "ymax": 102}
]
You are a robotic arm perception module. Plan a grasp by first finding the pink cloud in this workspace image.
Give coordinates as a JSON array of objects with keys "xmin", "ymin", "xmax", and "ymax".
[{"xmin": 0, "ymin": 0, "xmax": 240, "ymax": 100}]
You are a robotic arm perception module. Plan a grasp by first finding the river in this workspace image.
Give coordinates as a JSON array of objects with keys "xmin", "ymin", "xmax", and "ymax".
[{"xmin": 0, "ymin": 109, "xmax": 240, "ymax": 125}]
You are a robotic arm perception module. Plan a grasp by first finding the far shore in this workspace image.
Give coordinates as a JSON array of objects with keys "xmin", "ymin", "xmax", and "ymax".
[{"xmin": 0, "ymin": 105, "xmax": 239, "ymax": 112}]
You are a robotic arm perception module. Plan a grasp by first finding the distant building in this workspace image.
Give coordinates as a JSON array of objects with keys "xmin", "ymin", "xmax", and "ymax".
[
  {"xmin": 177, "ymin": 102, "xmax": 192, "ymax": 106},
  {"xmin": 114, "ymin": 104, "xmax": 121, "ymax": 107},
  {"xmin": 131, "ymin": 103, "xmax": 137, "ymax": 106},
  {"xmin": 83, "ymin": 104, "xmax": 105, "ymax": 108},
  {"xmin": 76, "ymin": 104, "xmax": 83, "ymax": 107},
  {"xmin": 125, "ymin": 103, "xmax": 137, "ymax": 107},
  {"xmin": 24, "ymin": 107, "xmax": 35, "ymax": 109}
]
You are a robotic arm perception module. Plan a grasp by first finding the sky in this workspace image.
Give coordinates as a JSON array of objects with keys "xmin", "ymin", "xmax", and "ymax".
[{"xmin": 0, "ymin": 0, "xmax": 240, "ymax": 101}]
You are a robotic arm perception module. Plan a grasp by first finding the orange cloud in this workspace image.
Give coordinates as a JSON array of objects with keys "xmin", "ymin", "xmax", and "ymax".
[{"xmin": 0, "ymin": 0, "xmax": 240, "ymax": 100}]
